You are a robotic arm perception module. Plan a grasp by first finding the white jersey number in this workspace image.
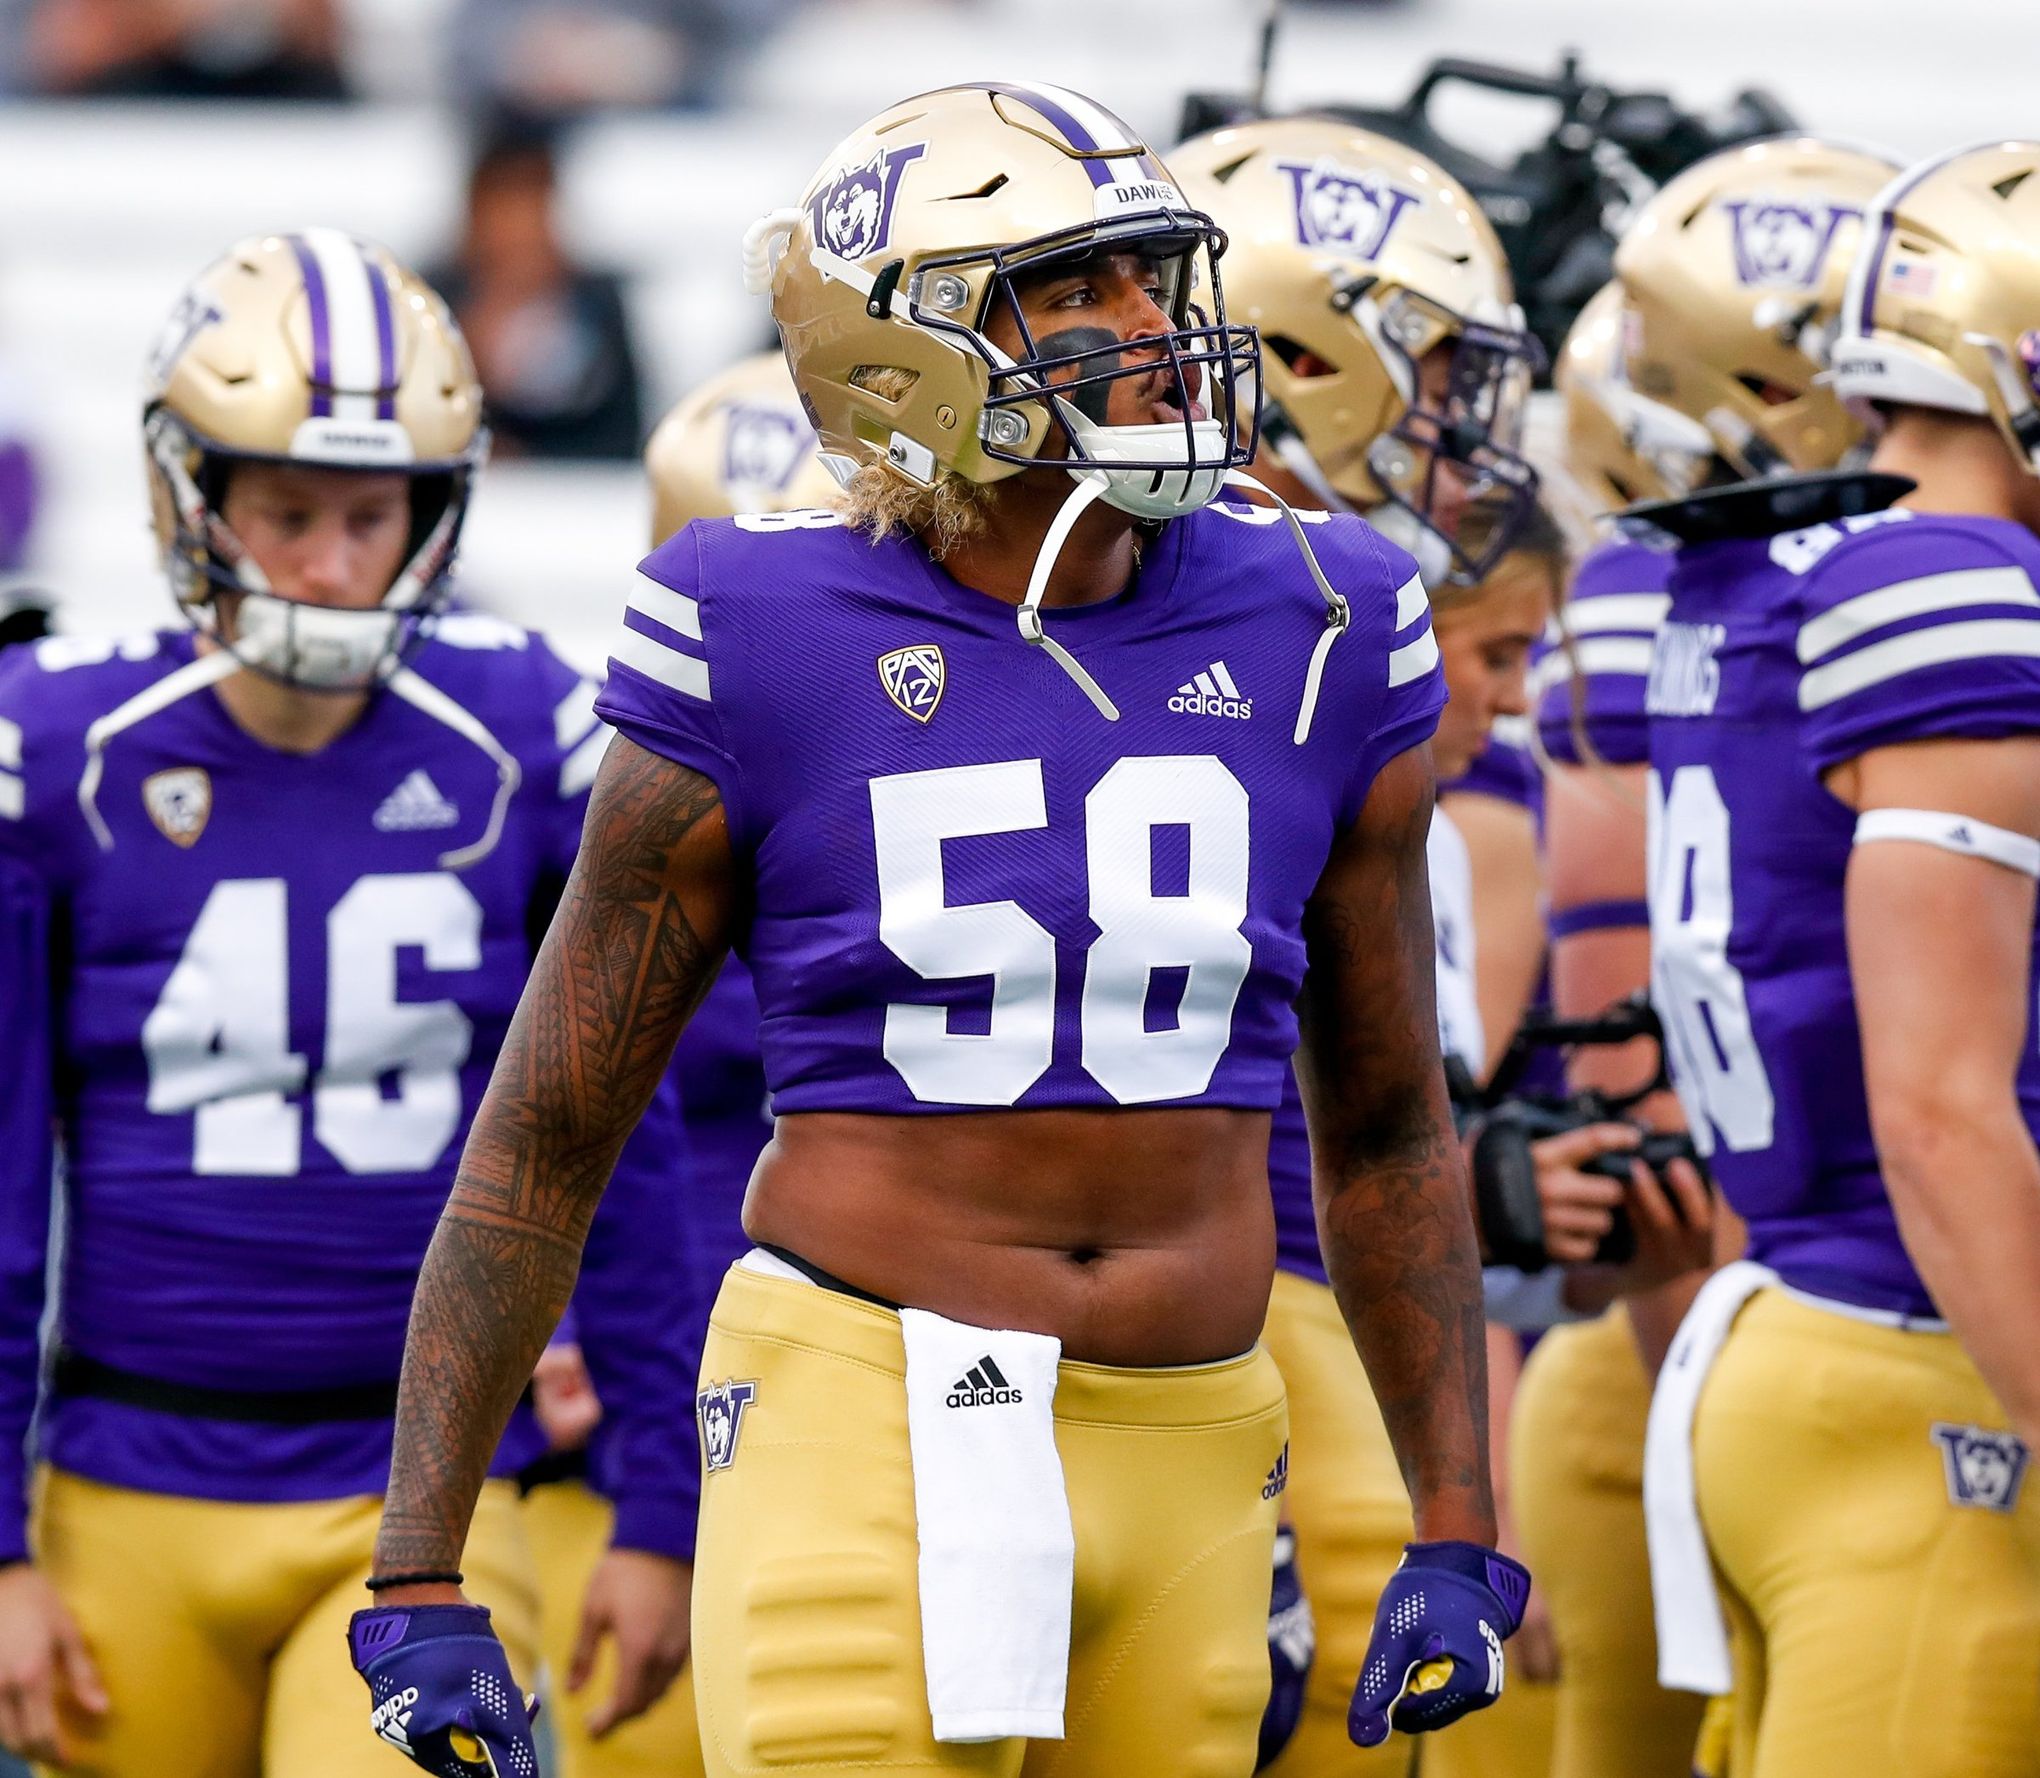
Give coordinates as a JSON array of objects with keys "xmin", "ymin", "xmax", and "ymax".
[
  {"xmin": 1646, "ymin": 766, "xmax": 1776, "ymax": 1155},
  {"xmin": 871, "ymin": 756, "xmax": 1252, "ymax": 1106},
  {"xmin": 142, "ymin": 873, "xmax": 482, "ymax": 1175}
]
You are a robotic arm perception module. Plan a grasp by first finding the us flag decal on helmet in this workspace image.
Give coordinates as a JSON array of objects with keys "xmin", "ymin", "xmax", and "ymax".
[{"xmin": 878, "ymin": 645, "xmax": 946, "ymax": 723}]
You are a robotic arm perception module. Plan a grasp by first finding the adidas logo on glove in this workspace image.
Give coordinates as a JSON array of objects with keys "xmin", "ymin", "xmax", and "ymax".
[
  {"xmin": 1168, "ymin": 659, "xmax": 1252, "ymax": 720},
  {"xmin": 946, "ymin": 1353, "xmax": 1023, "ymax": 1408}
]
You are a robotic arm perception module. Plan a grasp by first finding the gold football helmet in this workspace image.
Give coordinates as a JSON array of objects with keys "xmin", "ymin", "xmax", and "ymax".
[
  {"xmin": 1832, "ymin": 141, "xmax": 2040, "ymax": 474},
  {"xmin": 1610, "ymin": 136, "xmax": 1900, "ymax": 494},
  {"xmin": 742, "ymin": 81, "xmax": 1257, "ymax": 525},
  {"xmin": 1556, "ymin": 280, "xmax": 1666, "ymax": 515},
  {"xmin": 1169, "ymin": 116, "xmax": 1541, "ymax": 580},
  {"xmin": 144, "ymin": 229, "xmax": 487, "ymax": 690},
  {"xmin": 645, "ymin": 350, "xmax": 839, "ymax": 545}
]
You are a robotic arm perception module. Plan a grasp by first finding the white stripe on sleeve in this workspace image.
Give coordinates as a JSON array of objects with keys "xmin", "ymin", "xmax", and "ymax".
[
  {"xmin": 615, "ymin": 629, "xmax": 711, "ymax": 702},
  {"xmin": 0, "ymin": 771, "xmax": 20, "ymax": 820},
  {"xmin": 1388, "ymin": 627, "xmax": 1441, "ymax": 688},
  {"xmin": 1795, "ymin": 566, "xmax": 2040, "ymax": 663},
  {"xmin": 1394, "ymin": 573, "xmax": 1429, "ymax": 631},
  {"xmin": 1561, "ymin": 593, "xmax": 1670, "ymax": 637},
  {"xmin": 1530, "ymin": 636, "xmax": 1657, "ymax": 693},
  {"xmin": 0, "ymin": 715, "xmax": 19, "ymax": 771},
  {"xmin": 560, "ymin": 722, "xmax": 612, "ymax": 797},
  {"xmin": 553, "ymin": 679, "xmax": 600, "ymax": 750},
  {"xmin": 628, "ymin": 574, "xmax": 703, "ymax": 642},
  {"xmin": 1799, "ymin": 618, "xmax": 2040, "ymax": 711}
]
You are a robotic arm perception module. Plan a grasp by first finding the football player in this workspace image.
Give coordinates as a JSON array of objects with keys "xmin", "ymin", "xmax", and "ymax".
[
  {"xmin": 353, "ymin": 82, "xmax": 1528, "ymax": 1778},
  {"xmin": 0, "ymin": 233, "xmax": 695, "ymax": 1775},
  {"xmin": 1172, "ymin": 116, "xmax": 1677, "ymax": 1777},
  {"xmin": 521, "ymin": 350, "xmax": 832, "ymax": 1778},
  {"xmin": 1639, "ymin": 141, "xmax": 2040, "ymax": 1778},
  {"xmin": 1516, "ymin": 136, "xmax": 1899, "ymax": 1778}
]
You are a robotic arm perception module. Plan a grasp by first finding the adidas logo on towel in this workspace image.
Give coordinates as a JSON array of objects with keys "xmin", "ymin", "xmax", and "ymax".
[
  {"xmin": 373, "ymin": 769, "xmax": 459, "ymax": 833},
  {"xmin": 1263, "ymin": 1442, "xmax": 1290, "ymax": 1499},
  {"xmin": 1168, "ymin": 659, "xmax": 1252, "ymax": 720},
  {"xmin": 946, "ymin": 1354, "xmax": 1023, "ymax": 1408}
]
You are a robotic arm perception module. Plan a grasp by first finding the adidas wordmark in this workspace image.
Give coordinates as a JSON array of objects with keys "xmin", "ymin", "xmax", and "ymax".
[
  {"xmin": 1169, "ymin": 659, "xmax": 1252, "ymax": 720},
  {"xmin": 946, "ymin": 1354, "xmax": 1024, "ymax": 1408}
]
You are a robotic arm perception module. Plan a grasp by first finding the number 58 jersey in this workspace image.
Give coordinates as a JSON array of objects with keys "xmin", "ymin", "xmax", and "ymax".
[
  {"xmin": 595, "ymin": 503, "xmax": 1444, "ymax": 1113},
  {"xmin": 1645, "ymin": 506, "xmax": 2040, "ymax": 1318}
]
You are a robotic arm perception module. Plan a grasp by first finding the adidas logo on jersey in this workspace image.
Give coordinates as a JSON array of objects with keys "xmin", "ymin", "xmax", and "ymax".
[
  {"xmin": 1169, "ymin": 660, "xmax": 1251, "ymax": 720},
  {"xmin": 373, "ymin": 770, "xmax": 459, "ymax": 833},
  {"xmin": 947, "ymin": 1354, "xmax": 1023, "ymax": 1408}
]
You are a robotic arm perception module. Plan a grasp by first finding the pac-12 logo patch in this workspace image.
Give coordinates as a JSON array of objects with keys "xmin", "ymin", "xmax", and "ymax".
[
  {"xmin": 808, "ymin": 142, "xmax": 927, "ymax": 261},
  {"xmin": 878, "ymin": 644, "xmax": 946, "ymax": 723},
  {"xmin": 1277, "ymin": 157, "xmax": 1422, "ymax": 259},
  {"xmin": 697, "ymin": 1379, "xmax": 758, "ymax": 1473},
  {"xmin": 1719, "ymin": 197, "xmax": 1860, "ymax": 289},
  {"xmin": 1932, "ymin": 1422, "xmax": 2030, "ymax": 1512},
  {"xmin": 143, "ymin": 767, "xmax": 211, "ymax": 847}
]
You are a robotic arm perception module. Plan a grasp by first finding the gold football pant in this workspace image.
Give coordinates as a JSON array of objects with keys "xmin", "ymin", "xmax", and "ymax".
[
  {"xmin": 1695, "ymin": 1289, "xmax": 2040, "ymax": 1778},
  {"xmin": 30, "ymin": 1468, "xmax": 539, "ymax": 1778},
  {"xmin": 1257, "ymin": 1267, "xmax": 1414, "ymax": 1778},
  {"xmin": 522, "ymin": 1477, "xmax": 703, "ymax": 1778},
  {"xmin": 690, "ymin": 1262, "xmax": 1287, "ymax": 1777},
  {"xmin": 1512, "ymin": 1307, "xmax": 1706, "ymax": 1778}
]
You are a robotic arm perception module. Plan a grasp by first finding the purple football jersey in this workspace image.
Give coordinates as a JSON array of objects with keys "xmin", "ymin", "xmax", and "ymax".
[
  {"xmin": 1443, "ymin": 729, "xmax": 1542, "ymax": 817},
  {"xmin": 1536, "ymin": 539, "xmax": 1673, "ymax": 768},
  {"xmin": 0, "ymin": 856, "xmax": 52, "ymax": 1561},
  {"xmin": 0, "ymin": 619, "xmax": 692, "ymax": 1553},
  {"xmin": 595, "ymin": 502, "xmax": 1445, "ymax": 1116},
  {"xmin": 1646, "ymin": 509, "xmax": 2040, "ymax": 1316}
]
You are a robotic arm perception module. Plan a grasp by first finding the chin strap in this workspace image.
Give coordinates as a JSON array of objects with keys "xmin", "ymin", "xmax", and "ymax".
[
  {"xmin": 1222, "ymin": 469, "xmax": 1352, "ymax": 746},
  {"xmin": 1018, "ymin": 472, "xmax": 1122, "ymax": 720},
  {"xmin": 78, "ymin": 648, "xmax": 244, "ymax": 849},
  {"xmin": 383, "ymin": 666, "xmax": 524, "ymax": 872}
]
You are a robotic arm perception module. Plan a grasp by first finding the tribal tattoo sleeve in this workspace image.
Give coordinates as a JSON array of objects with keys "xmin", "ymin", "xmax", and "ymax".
[
  {"xmin": 376, "ymin": 737, "xmax": 733, "ymax": 1578},
  {"xmin": 1297, "ymin": 742, "xmax": 1496, "ymax": 1544}
]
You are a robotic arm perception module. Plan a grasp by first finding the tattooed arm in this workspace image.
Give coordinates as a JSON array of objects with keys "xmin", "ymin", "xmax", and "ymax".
[
  {"xmin": 1296, "ymin": 743, "xmax": 1495, "ymax": 1543},
  {"xmin": 373, "ymin": 737, "xmax": 734, "ymax": 1594}
]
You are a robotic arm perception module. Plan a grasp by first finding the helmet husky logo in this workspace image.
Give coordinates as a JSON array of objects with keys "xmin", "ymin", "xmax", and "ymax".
[
  {"xmin": 1278, "ymin": 158, "xmax": 1422, "ymax": 259},
  {"xmin": 878, "ymin": 644, "xmax": 945, "ymax": 723},
  {"xmin": 697, "ymin": 1379, "xmax": 758, "ymax": 1472},
  {"xmin": 722, "ymin": 400, "xmax": 816, "ymax": 494},
  {"xmin": 1720, "ymin": 197, "xmax": 1861, "ymax": 289},
  {"xmin": 808, "ymin": 143, "xmax": 927, "ymax": 261}
]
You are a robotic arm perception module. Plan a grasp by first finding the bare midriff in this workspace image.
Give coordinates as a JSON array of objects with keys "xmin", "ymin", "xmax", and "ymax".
[{"xmin": 744, "ymin": 1106, "xmax": 1279, "ymax": 1366}]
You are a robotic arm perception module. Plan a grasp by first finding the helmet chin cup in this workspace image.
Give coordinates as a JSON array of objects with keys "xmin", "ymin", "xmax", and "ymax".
[
  {"xmin": 1058, "ymin": 407, "xmax": 1233, "ymax": 520},
  {"xmin": 229, "ymin": 591, "xmax": 406, "ymax": 691}
]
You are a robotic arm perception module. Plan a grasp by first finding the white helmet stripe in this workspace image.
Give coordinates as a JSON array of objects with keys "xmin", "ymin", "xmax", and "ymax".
[
  {"xmin": 1003, "ymin": 80, "xmax": 1142, "ymax": 152},
  {"xmin": 300, "ymin": 227, "xmax": 388, "ymax": 424}
]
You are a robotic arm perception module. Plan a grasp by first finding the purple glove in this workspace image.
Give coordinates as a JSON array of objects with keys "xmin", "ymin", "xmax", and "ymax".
[
  {"xmin": 1257, "ymin": 1524, "xmax": 1315, "ymax": 1771},
  {"xmin": 348, "ymin": 1603, "xmax": 541, "ymax": 1777},
  {"xmin": 1348, "ymin": 1541, "xmax": 1530, "ymax": 1748}
]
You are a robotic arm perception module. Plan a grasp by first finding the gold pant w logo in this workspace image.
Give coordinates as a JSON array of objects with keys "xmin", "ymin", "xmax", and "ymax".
[{"xmin": 689, "ymin": 1264, "xmax": 1287, "ymax": 1776}]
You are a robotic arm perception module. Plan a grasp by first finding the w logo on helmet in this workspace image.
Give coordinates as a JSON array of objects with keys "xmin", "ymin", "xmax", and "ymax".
[
  {"xmin": 1277, "ymin": 158, "xmax": 1422, "ymax": 260},
  {"xmin": 1721, "ymin": 197, "xmax": 1861, "ymax": 289},
  {"xmin": 809, "ymin": 143, "xmax": 928, "ymax": 261},
  {"xmin": 722, "ymin": 402, "xmax": 815, "ymax": 494}
]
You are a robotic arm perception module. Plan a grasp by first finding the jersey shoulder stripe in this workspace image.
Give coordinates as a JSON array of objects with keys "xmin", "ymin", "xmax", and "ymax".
[{"xmin": 619, "ymin": 568, "xmax": 710, "ymax": 702}]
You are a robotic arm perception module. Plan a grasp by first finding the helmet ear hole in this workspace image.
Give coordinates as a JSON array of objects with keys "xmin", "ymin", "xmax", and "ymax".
[
  {"xmin": 849, "ymin": 365, "xmax": 920, "ymax": 403},
  {"xmin": 1265, "ymin": 335, "xmax": 1337, "ymax": 378}
]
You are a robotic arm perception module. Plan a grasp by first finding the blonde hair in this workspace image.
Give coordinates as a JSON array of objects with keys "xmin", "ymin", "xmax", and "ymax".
[{"xmin": 836, "ymin": 458, "xmax": 993, "ymax": 559}]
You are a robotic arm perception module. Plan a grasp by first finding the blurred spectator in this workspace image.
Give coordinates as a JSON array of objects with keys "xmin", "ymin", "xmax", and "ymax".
[
  {"xmin": 15, "ymin": 0, "xmax": 347, "ymax": 99},
  {"xmin": 428, "ymin": 117, "xmax": 647, "ymax": 462},
  {"xmin": 447, "ymin": 0, "xmax": 786, "ymax": 114}
]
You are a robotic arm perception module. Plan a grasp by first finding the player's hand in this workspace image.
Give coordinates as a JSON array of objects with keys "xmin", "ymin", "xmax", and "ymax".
[
  {"xmin": 531, "ymin": 1341, "xmax": 603, "ymax": 1454},
  {"xmin": 1526, "ymin": 1124, "xmax": 1633, "ymax": 1263},
  {"xmin": 349, "ymin": 1601, "xmax": 539, "ymax": 1776},
  {"xmin": 1348, "ymin": 1541, "xmax": 1530, "ymax": 1748},
  {"xmin": 569, "ymin": 1549, "xmax": 692, "ymax": 1738},
  {"xmin": 1610, "ymin": 1154, "xmax": 1713, "ymax": 1293},
  {"xmin": 0, "ymin": 1560, "xmax": 107, "ymax": 1764}
]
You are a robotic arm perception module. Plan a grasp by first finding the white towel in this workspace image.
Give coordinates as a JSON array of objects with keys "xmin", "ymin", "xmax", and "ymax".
[
  {"xmin": 899, "ymin": 1306, "xmax": 1075, "ymax": 1743},
  {"xmin": 1643, "ymin": 1259, "xmax": 1776, "ymax": 1694}
]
